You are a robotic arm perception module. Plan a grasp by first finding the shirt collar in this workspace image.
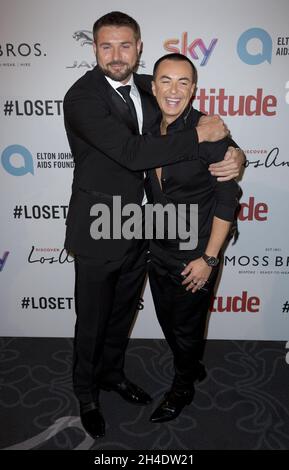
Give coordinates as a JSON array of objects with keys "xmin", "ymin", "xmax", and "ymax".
[
  {"xmin": 165, "ymin": 103, "xmax": 193, "ymax": 132},
  {"xmin": 105, "ymin": 74, "xmax": 138, "ymax": 97}
]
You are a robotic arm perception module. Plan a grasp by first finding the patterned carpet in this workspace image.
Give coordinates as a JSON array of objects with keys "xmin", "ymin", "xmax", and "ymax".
[{"xmin": 0, "ymin": 338, "xmax": 288, "ymax": 450}]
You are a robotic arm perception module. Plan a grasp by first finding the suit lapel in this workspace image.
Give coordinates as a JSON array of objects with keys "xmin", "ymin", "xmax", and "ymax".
[
  {"xmin": 108, "ymin": 87, "xmax": 139, "ymax": 133},
  {"xmin": 91, "ymin": 66, "xmax": 160, "ymax": 135},
  {"xmin": 134, "ymin": 74, "xmax": 160, "ymax": 134},
  {"xmin": 139, "ymin": 90, "xmax": 160, "ymax": 134},
  {"xmin": 91, "ymin": 66, "xmax": 138, "ymax": 133}
]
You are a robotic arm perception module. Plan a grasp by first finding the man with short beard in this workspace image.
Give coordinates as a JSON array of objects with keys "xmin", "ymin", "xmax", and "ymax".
[{"xmin": 63, "ymin": 11, "xmax": 244, "ymax": 439}]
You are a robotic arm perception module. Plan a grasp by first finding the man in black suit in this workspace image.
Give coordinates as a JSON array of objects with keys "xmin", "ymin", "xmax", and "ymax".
[{"xmin": 63, "ymin": 11, "xmax": 244, "ymax": 439}]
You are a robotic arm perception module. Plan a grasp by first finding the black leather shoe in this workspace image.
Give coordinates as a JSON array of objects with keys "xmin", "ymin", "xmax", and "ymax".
[
  {"xmin": 150, "ymin": 387, "xmax": 195, "ymax": 423},
  {"xmin": 79, "ymin": 401, "xmax": 105, "ymax": 439},
  {"xmin": 101, "ymin": 379, "xmax": 152, "ymax": 405}
]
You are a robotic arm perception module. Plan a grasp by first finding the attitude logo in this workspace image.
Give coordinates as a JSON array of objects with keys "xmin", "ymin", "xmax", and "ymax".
[
  {"xmin": 238, "ymin": 197, "xmax": 268, "ymax": 222},
  {"xmin": 1, "ymin": 145, "xmax": 34, "ymax": 176},
  {"xmin": 211, "ymin": 291, "xmax": 260, "ymax": 313},
  {"xmin": 244, "ymin": 147, "xmax": 289, "ymax": 169},
  {"xmin": 164, "ymin": 33, "xmax": 217, "ymax": 65},
  {"xmin": 194, "ymin": 87, "xmax": 277, "ymax": 116}
]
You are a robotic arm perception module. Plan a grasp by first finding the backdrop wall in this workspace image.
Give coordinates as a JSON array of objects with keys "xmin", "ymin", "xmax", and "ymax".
[{"xmin": 1, "ymin": 0, "xmax": 288, "ymax": 339}]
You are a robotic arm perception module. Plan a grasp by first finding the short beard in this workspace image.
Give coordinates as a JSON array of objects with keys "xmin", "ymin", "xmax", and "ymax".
[{"xmin": 98, "ymin": 60, "xmax": 138, "ymax": 82}]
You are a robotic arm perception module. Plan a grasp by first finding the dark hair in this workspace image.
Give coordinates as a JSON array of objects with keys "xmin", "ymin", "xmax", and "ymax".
[
  {"xmin": 153, "ymin": 53, "xmax": 197, "ymax": 83},
  {"xmin": 93, "ymin": 11, "xmax": 141, "ymax": 43}
]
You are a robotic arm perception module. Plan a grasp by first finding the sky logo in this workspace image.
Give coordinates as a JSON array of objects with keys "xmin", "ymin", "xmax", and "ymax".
[
  {"xmin": 237, "ymin": 28, "xmax": 272, "ymax": 65},
  {"xmin": 0, "ymin": 251, "xmax": 9, "ymax": 272},
  {"xmin": 1, "ymin": 144, "xmax": 34, "ymax": 176},
  {"xmin": 164, "ymin": 33, "xmax": 218, "ymax": 66}
]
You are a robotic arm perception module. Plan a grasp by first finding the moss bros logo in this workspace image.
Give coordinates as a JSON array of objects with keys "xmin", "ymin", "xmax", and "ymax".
[
  {"xmin": 224, "ymin": 255, "xmax": 289, "ymax": 268},
  {"xmin": 163, "ymin": 33, "xmax": 217, "ymax": 66},
  {"xmin": 0, "ymin": 43, "xmax": 44, "ymax": 58},
  {"xmin": 0, "ymin": 42, "xmax": 46, "ymax": 68}
]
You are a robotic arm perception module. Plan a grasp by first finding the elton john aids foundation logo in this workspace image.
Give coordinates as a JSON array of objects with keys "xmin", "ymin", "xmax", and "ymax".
[
  {"xmin": 237, "ymin": 28, "xmax": 272, "ymax": 65},
  {"xmin": 1, "ymin": 144, "xmax": 34, "ymax": 176}
]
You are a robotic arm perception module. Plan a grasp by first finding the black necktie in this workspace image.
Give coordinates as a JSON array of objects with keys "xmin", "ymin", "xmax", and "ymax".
[{"xmin": 117, "ymin": 85, "xmax": 139, "ymax": 133}]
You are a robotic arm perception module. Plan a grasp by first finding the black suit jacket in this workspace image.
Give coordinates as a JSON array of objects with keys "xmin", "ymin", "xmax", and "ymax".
[
  {"xmin": 145, "ymin": 105, "xmax": 240, "ymax": 258},
  {"xmin": 63, "ymin": 66, "xmax": 200, "ymax": 260}
]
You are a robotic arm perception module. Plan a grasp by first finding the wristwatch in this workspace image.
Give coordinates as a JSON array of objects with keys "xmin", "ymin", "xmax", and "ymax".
[{"xmin": 202, "ymin": 253, "xmax": 219, "ymax": 267}]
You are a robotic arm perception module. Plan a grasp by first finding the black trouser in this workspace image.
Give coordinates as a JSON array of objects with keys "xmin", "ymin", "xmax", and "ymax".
[
  {"xmin": 73, "ymin": 239, "xmax": 148, "ymax": 403},
  {"xmin": 148, "ymin": 244, "xmax": 218, "ymax": 392}
]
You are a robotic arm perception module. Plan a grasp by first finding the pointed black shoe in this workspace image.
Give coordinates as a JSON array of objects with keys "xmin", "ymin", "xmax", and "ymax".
[
  {"xmin": 79, "ymin": 401, "xmax": 105, "ymax": 439},
  {"xmin": 150, "ymin": 387, "xmax": 195, "ymax": 423},
  {"xmin": 100, "ymin": 379, "xmax": 152, "ymax": 405}
]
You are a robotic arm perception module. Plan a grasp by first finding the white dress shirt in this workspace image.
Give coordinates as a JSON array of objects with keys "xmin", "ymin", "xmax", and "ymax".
[
  {"xmin": 105, "ymin": 75, "xmax": 147, "ymax": 204},
  {"xmin": 105, "ymin": 75, "xmax": 143, "ymax": 134}
]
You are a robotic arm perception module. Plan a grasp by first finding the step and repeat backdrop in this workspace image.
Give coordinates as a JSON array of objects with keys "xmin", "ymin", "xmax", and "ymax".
[{"xmin": 1, "ymin": 0, "xmax": 288, "ymax": 339}]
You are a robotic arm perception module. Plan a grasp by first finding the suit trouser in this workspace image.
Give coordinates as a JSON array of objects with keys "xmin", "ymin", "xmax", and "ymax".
[
  {"xmin": 73, "ymin": 239, "xmax": 148, "ymax": 403},
  {"xmin": 148, "ymin": 245, "xmax": 218, "ymax": 392}
]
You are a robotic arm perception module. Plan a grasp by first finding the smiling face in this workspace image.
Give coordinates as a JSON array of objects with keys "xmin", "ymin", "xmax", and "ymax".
[
  {"xmin": 152, "ymin": 59, "xmax": 196, "ymax": 124},
  {"xmin": 93, "ymin": 25, "xmax": 142, "ymax": 84}
]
